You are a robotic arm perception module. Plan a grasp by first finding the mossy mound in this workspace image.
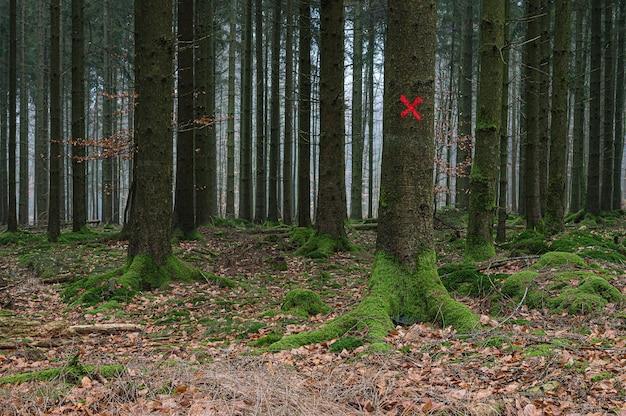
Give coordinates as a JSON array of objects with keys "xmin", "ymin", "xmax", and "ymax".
[
  {"xmin": 250, "ymin": 331, "xmax": 284, "ymax": 347},
  {"xmin": 0, "ymin": 355, "xmax": 124, "ymax": 385},
  {"xmin": 438, "ymin": 263, "xmax": 502, "ymax": 296},
  {"xmin": 532, "ymin": 252, "xmax": 586, "ymax": 269},
  {"xmin": 329, "ymin": 336, "xmax": 364, "ymax": 353},
  {"xmin": 281, "ymin": 289, "xmax": 330, "ymax": 317},
  {"xmin": 501, "ymin": 271, "xmax": 539, "ymax": 298},
  {"xmin": 268, "ymin": 252, "xmax": 479, "ymax": 352},
  {"xmin": 549, "ymin": 276, "xmax": 622, "ymax": 314},
  {"xmin": 551, "ymin": 230, "xmax": 626, "ymax": 264},
  {"xmin": 289, "ymin": 227, "xmax": 315, "ymax": 247},
  {"xmin": 295, "ymin": 232, "xmax": 352, "ymax": 259},
  {"xmin": 506, "ymin": 230, "xmax": 550, "ymax": 255},
  {"xmin": 63, "ymin": 255, "xmax": 201, "ymax": 305}
]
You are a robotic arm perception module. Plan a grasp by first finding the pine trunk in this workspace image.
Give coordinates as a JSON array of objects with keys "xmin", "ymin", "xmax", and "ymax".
[
  {"xmin": 239, "ymin": 0, "xmax": 253, "ymax": 221},
  {"xmin": 497, "ymin": 0, "xmax": 511, "ymax": 244},
  {"xmin": 570, "ymin": 1, "xmax": 587, "ymax": 212},
  {"xmin": 1, "ymin": 12, "xmax": 9, "ymax": 224},
  {"xmin": 102, "ymin": 0, "xmax": 113, "ymax": 224},
  {"xmin": 601, "ymin": 0, "xmax": 615, "ymax": 211},
  {"xmin": 366, "ymin": 18, "xmax": 375, "ymax": 219},
  {"xmin": 614, "ymin": 0, "xmax": 625, "ymax": 209},
  {"xmin": 537, "ymin": 0, "xmax": 551, "ymax": 216},
  {"xmin": 456, "ymin": 0, "xmax": 473, "ymax": 210},
  {"xmin": 587, "ymin": 0, "xmax": 602, "ymax": 213},
  {"xmin": 18, "ymin": 0, "xmax": 28, "ymax": 225},
  {"xmin": 283, "ymin": 0, "xmax": 294, "ymax": 224},
  {"xmin": 268, "ymin": 0, "xmax": 281, "ymax": 222},
  {"xmin": 48, "ymin": 0, "xmax": 61, "ymax": 241},
  {"xmin": 254, "ymin": 0, "xmax": 266, "ymax": 223},
  {"xmin": 226, "ymin": 2, "xmax": 236, "ymax": 218},
  {"xmin": 71, "ymin": 0, "xmax": 86, "ymax": 232},
  {"xmin": 350, "ymin": 3, "xmax": 363, "ymax": 220},
  {"xmin": 297, "ymin": 0, "xmax": 311, "ymax": 227},
  {"xmin": 316, "ymin": 0, "xmax": 346, "ymax": 239},
  {"xmin": 545, "ymin": 0, "xmax": 570, "ymax": 232}
]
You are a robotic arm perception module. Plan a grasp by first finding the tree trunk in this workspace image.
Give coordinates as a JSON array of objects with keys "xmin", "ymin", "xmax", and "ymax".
[
  {"xmin": 496, "ymin": 0, "xmax": 511, "ymax": 244},
  {"xmin": 350, "ymin": 3, "xmax": 363, "ymax": 220},
  {"xmin": 48, "ymin": 0, "xmax": 61, "ymax": 241},
  {"xmin": 268, "ymin": 0, "xmax": 281, "ymax": 223},
  {"xmin": 71, "ymin": 0, "xmax": 86, "ymax": 232},
  {"xmin": 283, "ymin": 0, "xmax": 294, "ymax": 224},
  {"xmin": 315, "ymin": 0, "xmax": 346, "ymax": 240},
  {"xmin": 466, "ymin": 0, "xmax": 506, "ymax": 261},
  {"xmin": 545, "ymin": 0, "xmax": 570, "ymax": 232},
  {"xmin": 456, "ymin": 0, "xmax": 474, "ymax": 210},
  {"xmin": 195, "ymin": 0, "xmax": 216, "ymax": 225},
  {"xmin": 367, "ymin": 17, "xmax": 375, "ymax": 219},
  {"xmin": 268, "ymin": 0, "xmax": 477, "ymax": 352},
  {"xmin": 587, "ymin": 0, "xmax": 602, "ymax": 214},
  {"xmin": 601, "ymin": 0, "xmax": 616, "ymax": 211},
  {"xmin": 102, "ymin": 0, "xmax": 113, "ymax": 224},
  {"xmin": 537, "ymin": 0, "xmax": 551, "ymax": 216},
  {"xmin": 254, "ymin": 0, "xmax": 266, "ymax": 223},
  {"xmin": 613, "ymin": 0, "xmax": 625, "ymax": 209},
  {"xmin": 297, "ymin": 0, "xmax": 311, "ymax": 227},
  {"xmin": 1, "ymin": 10, "xmax": 9, "ymax": 225},
  {"xmin": 173, "ymin": 0, "xmax": 196, "ymax": 235},
  {"xmin": 18, "ymin": 0, "xmax": 28, "ymax": 226},
  {"xmin": 226, "ymin": 1, "xmax": 236, "ymax": 218},
  {"xmin": 570, "ymin": 1, "xmax": 587, "ymax": 212},
  {"xmin": 239, "ymin": 0, "xmax": 253, "ymax": 221},
  {"xmin": 524, "ymin": 0, "xmax": 542, "ymax": 229}
]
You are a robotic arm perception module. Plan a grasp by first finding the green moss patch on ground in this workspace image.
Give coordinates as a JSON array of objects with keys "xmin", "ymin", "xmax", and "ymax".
[
  {"xmin": 532, "ymin": 252, "xmax": 586, "ymax": 269},
  {"xmin": 295, "ymin": 232, "xmax": 352, "ymax": 259},
  {"xmin": 281, "ymin": 289, "xmax": 330, "ymax": 317},
  {"xmin": 438, "ymin": 262, "xmax": 505, "ymax": 296}
]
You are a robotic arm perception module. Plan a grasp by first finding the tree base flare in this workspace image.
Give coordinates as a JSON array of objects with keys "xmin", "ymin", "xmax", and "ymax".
[
  {"xmin": 295, "ymin": 232, "xmax": 353, "ymax": 259},
  {"xmin": 268, "ymin": 252, "xmax": 479, "ymax": 351},
  {"xmin": 63, "ymin": 255, "xmax": 201, "ymax": 305}
]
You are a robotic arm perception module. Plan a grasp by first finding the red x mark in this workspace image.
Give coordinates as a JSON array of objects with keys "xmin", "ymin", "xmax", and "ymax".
[{"xmin": 400, "ymin": 95, "xmax": 424, "ymax": 121}]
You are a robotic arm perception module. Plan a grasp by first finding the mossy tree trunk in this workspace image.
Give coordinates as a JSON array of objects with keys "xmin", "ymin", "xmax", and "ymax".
[
  {"xmin": 545, "ymin": 0, "xmax": 570, "ymax": 233},
  {"xmin": 496, "ymin": 0, "xmax": 511, "ymax": 244},
  {"xmin": 48, "ymin": 0, "xmax": 61, "ymax": 242},
  {"xmin": 268, "ymin": 0, "xmax": 281, "ymax": 223},
  {"xmin": 523, "ymin": 0, "xmax": 542, "ymax": 229},
  {"xmin": 297, "ymin": 0, "xmax": 311, "ymax": 227},
  {"xmin": 226, "ymin": 1, "xmax": 236, "ymax": 218},
  {"xmin": 570, "ymin": 1, "xmax": 587, "ymax": 213},
  {"xmin": 254, "ymin": 0, "xmax": 266, "ymax": 224},
  {"xmin": 315, "ymin": 0, "xmax": 346, "ymax": 240},
  {"xmin": 600, "ymin": 0, "xmax": 615, "ymax": 211},
  {"xmin": 283, "ymin": 0, "xmax": 294, "ymax": 224},
  {"xmin": 586, "ymin": 0, "xmax": 602, "ymax": 214},
  {"xmin": 173, "ymin": 0, "xmax": 196, "ymax": 236},
  {"xmin": 71, "ymin": 0, "xmax": 87, "ymax": 232},
  {"xmin": 466, "ymin": 0, "xmax": 506, "ymax": 261},
  {"xmin": 456, "ymin": 0, "xmax": 474, "ymax": 210},
  {"xmin": 350, "ymin": 2, "xmax": 363, "ymax": 220},
  {"xmin": 195, "ymin": 0, "xmax": 216, "ymax": 225},
  {"xmin": 129, "ymin": 0, "xmax": 174, "ymax": 264},
  {"xmin": 269, "ymin": 0, "xmax": 478, "ymax": 353},
  {"xmin": 613, "ymin": 0, "xmax": 625, "ymax": 209}
]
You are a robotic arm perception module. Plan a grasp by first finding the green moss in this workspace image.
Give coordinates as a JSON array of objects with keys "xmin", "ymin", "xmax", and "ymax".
[
  {"xmin": 578, "ymin": 248, "xmax": 626, "ymax": 263},
  {"xmin": 202, "ymin": 272, "xmax": 237, "ymax": 288},
  {"xmin": 533, "ymin": 252, "xmax": 586, "ymax": 269},
  {"xmin": 281, "ymin": 289, "xmax": 330, "ymax": 317},
  {"xmin": 268, "ymin": 252, "xmax": 478, "ymax": 352},
  {"xmin": 0, "ymin": 231, "xmax": 45, "ymax": 246},
  {"xmin": 590, "ymin": 371, "xmax": 613, "ymax": 382},
  {"xmin": 63, "ymin": 255, "xmax": 201, "ymax": 305},
  {"xmin": 438, "ymin": 263, "xmax": 498, "ymax": 296},
  {"xmin": 464, "ymin": 239, "xmax": 496, "ymax": 262},
  {"xmin": 210, "ymin": 217, "xmax": 253, "ymax": 228},
  {"xmin": 171, "ymin": 229, "xmax": 203, "ymax": 243},
  {"xmin": 550, "ymin": 230, "xmax": 626, "ymax": 263},
  {"xmin": 524, "ymin": 344, "xmax": 554, "ymax": 357},
  {"xmin": 251, "ymin": 331, "xmax": 284, "ymax": 347},
  {"xmin": 549, "ymin": 275, "xmax": 623, "ymax": 314},
  {"xmin": 0, "ymin": 360, "xmax": 124, "ymax": 385},
  {"xmin": 288, "ymin": 227, "xmax": 314, "ymax": 247},
  {"xmin": 57, "ymin": 228, "xmax": 112, "ymax": 244},
  {"xmin": 481, "ymin": 335, "xmax": 511, "ymax": 348},
  {"xmin": 506, "ymin": 230, "xmax": 550, "ymax": 255},
  {"xmin": 501, "ymin": 271, "xmax": 539, "ymax": 298},
  {"xmin": 295, "ymin": 232, "xmax": 352, "ymax": 259},
  {"xmin": 329, "ymin": 336, "xmax": 364, "ymax": 352}
]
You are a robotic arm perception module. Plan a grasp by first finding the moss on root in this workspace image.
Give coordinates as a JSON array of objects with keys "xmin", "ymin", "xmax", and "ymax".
[
  {"xmin": 268, "ymin": 252, "xmax": 479, "ymax": 352},
  {"xmin": 63, "ymin": 255, "xmax": 201, "ymax": 305},
  {"xmin": 281, "ymin": 289, "xmax": 330, "ymax": 317},
  {"xmin": 438, "ymin": 263, "xmax": 500, "ymax": 296},
  {"xmin": 295, "ymin": 232, "xmax": 352, "ymax": 259},
  {"xmin": 289, "ymin": 227, "xmax": 314, "ymax": 247},
  {"xmin": 532, "ymin": 252, "xmax": 586, "ymax": 269},
  {"xmin": 464, "ymin": 238, "xmax": 496, "ymax": 263},
  {"xmin": 0, "ymin": 360, "xmax": 124, "ymax": 385}
]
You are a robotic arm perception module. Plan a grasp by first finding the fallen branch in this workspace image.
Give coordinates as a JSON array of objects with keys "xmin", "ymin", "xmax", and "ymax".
[{"xmin": 68, "ymin": 323, "xmax": 143, "ymax": 335}]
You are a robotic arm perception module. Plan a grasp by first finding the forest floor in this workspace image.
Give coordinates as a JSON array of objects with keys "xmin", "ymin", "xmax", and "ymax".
[{"xmin": 0, "ymin": 212, "xmax": 625, "ymax": 415}]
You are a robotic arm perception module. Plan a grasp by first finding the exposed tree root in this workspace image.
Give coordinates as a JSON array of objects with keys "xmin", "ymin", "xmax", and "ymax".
[
  {"xmin": 295, "ymin": 233, "xmax": 353, "ymax": 259},
  {"xmin": 268, "ymin": 252, "xmax": 479, "ymax": 351}
]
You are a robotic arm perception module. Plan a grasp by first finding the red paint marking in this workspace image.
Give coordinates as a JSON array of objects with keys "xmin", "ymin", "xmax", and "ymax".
[{"xmin": 400, "ymin": 95, "xmax": 424, "ymax": 121}]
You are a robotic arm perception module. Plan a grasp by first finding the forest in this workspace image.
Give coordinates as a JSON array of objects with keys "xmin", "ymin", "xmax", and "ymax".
[{"xmin": 0, "ymin": 0, "xmax": 625, "ymax": 414}]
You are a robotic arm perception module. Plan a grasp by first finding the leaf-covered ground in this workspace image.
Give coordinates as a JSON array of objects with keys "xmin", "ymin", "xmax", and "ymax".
[{"xmin": 0, "ymin": 214, "xmax": 624, "ymax": 415}]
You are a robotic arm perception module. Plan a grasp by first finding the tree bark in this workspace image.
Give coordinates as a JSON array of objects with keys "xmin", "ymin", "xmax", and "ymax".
[
  {"xmin": 613, "ymin": 0, "xmax": 625, "ymax": 209},
  {"xmin": 497, "ymin": 0, "xmax": 511, "ymax": 244},
  {"xmin": 48, "ymin": 0, "xmax": 61, "ymax": 241},
  {"xmin": 316, "ymin": 0, "xmax": 346, "ymax": 240},
  {"xmin": 366, "ymin": 15, "xmax": 375, "ymax": 219},
  {"xmin": 71, "ymin": 0, "xmax": 87, "ymax": 232},
  {"xmin": 545, "ymin": 0, "xmax": 571, "ymax": 232},
  {"xmin": 537, "ymin": 0, "xmax": 551, "ymax": 216},
  {"xmin": 173, "ymin": 0, "xmax": 196, "ymax": 235},
  {"xmin": 586, "ymin": 0, "xmax": 602, "ymax": 214},
  {"xmin": 297, "ymin": 0, "xmax": 311, "ymax": 227},
  {"xmin": 283, "ymin": 0, "xmax": 294, "ymax": 224},
  {"xmin": 268, "ymin": 0, "xmax": 281, "ymax": 223},
  {"xmin": 226, "ymin": 1, "xmax": 236, "ymax": 218},
  {"xmin": 102, "ymin": 0, "xmax": 113, "ymax": 224},
  {"xmin": 18, "ymin": 0, "xmax": 28, "ymax": 226},
  {"xmin": 570, "ymin": 1, "xmax": 587, "ymax": 212},
  {"xmin": 600, "ymin": 0, "xmax": 616, "ymax": 211},
  {"xmin": 350, "ymin": 3, "xmax": 363, "ymax": 220},
  {"xmin": 0, "ymin": 11, "xmax": 9, "ymax": 225},
  {"xmin": 254, "ymin": 0, "xmax": 266, "ymax": 223},
  {"xmin": 239, "ymin": 0, "xmax": 253, "ymax": 221},
  {"xmin": 466, "ymin": 0, "xmax": 505, "ymax": 260}
]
